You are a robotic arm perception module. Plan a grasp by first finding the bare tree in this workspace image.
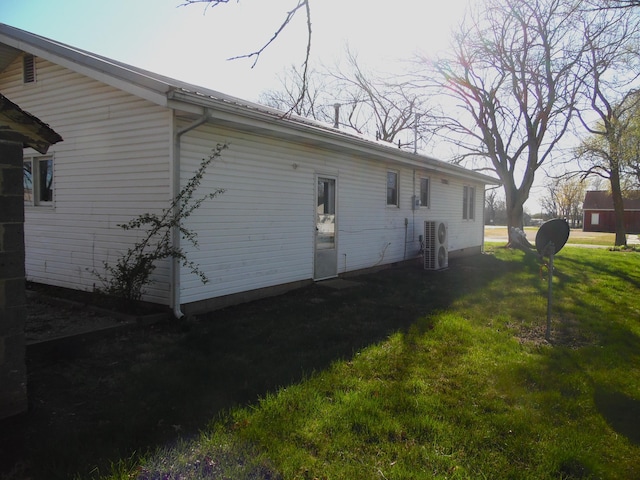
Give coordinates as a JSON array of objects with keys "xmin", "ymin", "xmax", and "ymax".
[
  {"xmin": 600, "ymin": 0, "xmax": 640, "ymax": 9},
  {"xmin": 629, "ymin": 157, "xmax": 640, "ymax": 190},
  {"xmin": 572, "ymin": 3, "xmax": 640, "ymax": 246},
  {"xmin": 541, "ymin": 182, "xmax": 559, "ymax": 219},
  {"xmin": 541, "ymin": 177, "xmax": 585, "ymax": 227},
  {"xmin": 183, "ymin": 0, "xmax": 313, "ymax": 110},
  {"xmin": 329, "ymin": 50, "xmax": 430, "ymax": 147},
  {"xmin": 261, "ymin": 50, "xmax": 432, "ymax": 149},
  {"xmin": 484, "ymin": 189, "xmax": 507, "ymax": 225},
  {"xmin": 417, "ymin": 0, "xmax": 590, "ymax": 245},
  {"xmin": 575, "ymin": 91, "xmax": 640, "ymax": 245},
  {"xmin": 619, "ymin": 96, "xmax": 640, "ymax": 190},
  {"xmin": 259, "ymin": 65, "xmax": 332, "ymax": 122}
]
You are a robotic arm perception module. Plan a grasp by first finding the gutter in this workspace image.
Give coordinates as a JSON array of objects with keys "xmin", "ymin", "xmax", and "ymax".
[{"xmin": 171, "ymin": 112, "xmax": 209, "ymax": 319}]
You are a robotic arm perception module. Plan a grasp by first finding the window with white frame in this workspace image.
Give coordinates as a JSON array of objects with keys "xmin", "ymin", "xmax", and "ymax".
[
  {"xmin": 420, "ymin": 177, "xmax": 430, "ymax": 208},
  {"xmin": 24, "ymin": 156, "xmax": 53, "ymax": 205},
  {"xmin": 387, "ymin": 170, "xmax": 399, "ymax": 206},
  {"xmin": 463, "ymin": 185, "xmax": 475, "ymax": 220},
  {"xmin": 591, "ymin": 213, "xmax": 600, "ymax": 225}
]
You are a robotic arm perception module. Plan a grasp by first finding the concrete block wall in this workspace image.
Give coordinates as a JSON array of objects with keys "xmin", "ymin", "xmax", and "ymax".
[{"xmin": 0, "ymin": 141, "xmax": 27, "ymax": 419}]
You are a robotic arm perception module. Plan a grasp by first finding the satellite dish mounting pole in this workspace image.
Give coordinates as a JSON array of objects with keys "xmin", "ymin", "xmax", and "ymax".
[
  {"xmin": 535, "ymin": 219, "xmax": 569, "ymax": 343},
  {"xmin": 545, "ymin": 242, "xmax": 555, "ymax": 342}
]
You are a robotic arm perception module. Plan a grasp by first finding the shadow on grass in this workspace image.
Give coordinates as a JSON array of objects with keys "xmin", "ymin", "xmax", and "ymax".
[
  {"xmin": 594, "ymin": 388, "xmax": 640, "ymax": 446},
  {"xmin": 0, "ymin": 253, "xmax": 508, "ymax": 480},
  {"xmin": 551, "ymin": 251, "xmax": 640, "ymax": 350},
  {"xmin": 499, "ymin": 250, "xmax": 640, "ymax": 478},
  {"xmin": 559, "ymin": 250, "xmax": 640, "ymax": 291}
]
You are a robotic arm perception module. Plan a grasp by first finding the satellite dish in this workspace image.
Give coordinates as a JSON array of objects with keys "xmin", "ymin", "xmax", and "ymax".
[{"xmin": 535, "ymin": 219, "xmax": 570, "ymax": 256}]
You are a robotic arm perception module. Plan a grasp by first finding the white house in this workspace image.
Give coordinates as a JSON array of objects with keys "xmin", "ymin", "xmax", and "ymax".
[{"xmin": 0, "ymin": 23, "xmax": 499, "ymax": 316}]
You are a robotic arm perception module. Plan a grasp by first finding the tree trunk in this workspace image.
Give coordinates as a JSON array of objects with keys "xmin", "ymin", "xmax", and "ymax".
[
  {"xmin": 610, "ymin": 169, "xmax": 627, "ymax": 247},
  {"xmin": 505, "ymin": 186, "xmax": 526, "ymax": 245}
]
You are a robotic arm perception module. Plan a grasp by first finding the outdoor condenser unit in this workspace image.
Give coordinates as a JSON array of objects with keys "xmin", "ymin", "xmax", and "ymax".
[{"xmin": 424, "ymin": 221, "xmax": 448, "ymax": 270}]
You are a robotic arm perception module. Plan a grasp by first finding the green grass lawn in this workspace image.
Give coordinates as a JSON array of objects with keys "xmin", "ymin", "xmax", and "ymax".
[
  {"xmin": 101, "ymin": 247, "xmax": 640, "ymax": 480},
  {"xmin": 485, "ymin": 226, "xmax": 636, "ymax": 247},
  {"xmin": 5, "ymin": 247, "xmax": 638, "ymax": 479}
]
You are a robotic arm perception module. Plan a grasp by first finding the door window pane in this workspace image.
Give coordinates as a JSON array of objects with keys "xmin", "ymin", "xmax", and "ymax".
[
  {"xmin": 387, "ymin": 171, "xmax": 398, "ymax": 206},
  {"xmin": 317, "ymin": 178, "xmax": 335, "ymax": 249}
]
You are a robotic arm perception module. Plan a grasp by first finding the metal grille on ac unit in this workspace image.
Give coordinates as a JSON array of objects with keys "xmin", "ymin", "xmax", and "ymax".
[{"xmin": 424, "ymin": 221, "xmax": 448, "ymax": 270}]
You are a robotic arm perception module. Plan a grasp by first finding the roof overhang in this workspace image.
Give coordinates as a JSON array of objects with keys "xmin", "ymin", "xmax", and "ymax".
[
  {"xmin": 0, "ymin": 93, "xmax": 62, "ymax": 153},
  {"xmin": 169, "ymin": 89, "xmax": 501, "ymax": 186}
]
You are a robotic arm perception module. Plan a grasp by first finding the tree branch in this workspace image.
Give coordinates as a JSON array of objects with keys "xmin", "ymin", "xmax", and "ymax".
[
  {"xmin": 226, "ymin": 0, "xmax": 310, "ymax": 67},
  {"xmin": 183, "ymin": 0, "xmax": 313, "ymax": 114}
]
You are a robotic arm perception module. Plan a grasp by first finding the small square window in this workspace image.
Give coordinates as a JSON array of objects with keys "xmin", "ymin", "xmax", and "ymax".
[
  {"xmin": 387, "ymin": 171, "xmax": 398, "ymax": 206},
  {"xmin": 420, "ymin": 177, "xmax": 430, "ymax": 208},
  {"xmin": 24, "ymin": 156, "xmax": 53, "ymax": 205},
  {"xmin": 23, "ymin": 54, "xmax": 36, "ymax": 84}
]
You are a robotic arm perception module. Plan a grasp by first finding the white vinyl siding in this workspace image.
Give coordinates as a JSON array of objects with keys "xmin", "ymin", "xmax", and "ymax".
[
  {"xmin": 1, "ymin": 49, "xmax": 489, "ymax": 309},
  {"xmin": 178, "ymin": 125, "xmax": 313, "ymax": 302},
  {"xmin": 178, "ymin": 124, "xmax": 487, "ymax": 304},
  {"xmin": 443, "ymin": 181, "xmax": 482, "ymax": 251},
  {"xmin": 1, "ymin": 57, "xmax": 172, "ymax": 303}
]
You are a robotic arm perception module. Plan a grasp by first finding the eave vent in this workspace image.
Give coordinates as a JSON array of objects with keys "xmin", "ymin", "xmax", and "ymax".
[{"xmin": 23, "ymin": 54, "xmax": 36, "ymax": 84}]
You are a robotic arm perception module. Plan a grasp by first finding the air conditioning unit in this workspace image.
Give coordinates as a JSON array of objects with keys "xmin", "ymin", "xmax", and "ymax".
[{"xmin": 424, "ymin": 221, "xmax": 448, "ymax": 270}]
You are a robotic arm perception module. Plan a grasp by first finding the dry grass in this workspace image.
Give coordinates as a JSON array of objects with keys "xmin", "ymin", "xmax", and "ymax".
[{"xmin": 485, "ymin": 226, "xmax": 622, "ymax": 246}]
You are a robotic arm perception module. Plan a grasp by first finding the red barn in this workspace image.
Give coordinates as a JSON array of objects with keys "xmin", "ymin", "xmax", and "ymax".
[{"xmin": 582, "ymin": 190, "xmax": 640, "ymax": 234}]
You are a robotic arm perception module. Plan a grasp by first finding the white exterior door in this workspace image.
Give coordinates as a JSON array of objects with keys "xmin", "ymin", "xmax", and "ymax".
[{"xmin": 314, "ymin": 176, "xmax": 337, "ymax": 279}]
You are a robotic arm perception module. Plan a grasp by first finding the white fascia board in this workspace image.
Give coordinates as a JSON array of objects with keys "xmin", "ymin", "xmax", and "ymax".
[{"xmin": 167, "ymin": 98, "xmax": 206, "ymax": 116}]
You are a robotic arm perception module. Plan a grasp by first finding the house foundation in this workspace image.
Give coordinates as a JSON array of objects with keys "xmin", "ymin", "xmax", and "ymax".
[{"xmin": 0, "ymin": 141, "xmax": 27, "ymax": 419}]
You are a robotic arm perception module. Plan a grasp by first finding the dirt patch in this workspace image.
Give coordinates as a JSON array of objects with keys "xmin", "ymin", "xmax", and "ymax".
[
  {"xmin": 24, "ymin": 283, "xmax": 169, "ymax": 344},
  {"xmin": 510, "ymin": 317, "xmax": 596, "ymax": 349},
  {"xmin": 3, "ymin": 287, "xmax": 178, "ymax": 479},
  {"xmin": 25, "ymin": 291, "xmax": 128, "ymax": 344}
]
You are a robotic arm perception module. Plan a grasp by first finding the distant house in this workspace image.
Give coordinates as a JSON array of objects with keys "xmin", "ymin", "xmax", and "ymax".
[
  {"xmin": 0, "ymin": 23, "xmax": 499, "ymax": 316},
  {"xmin": 582, "ymin": 190, "xmax": 640, "ymax": 234}
]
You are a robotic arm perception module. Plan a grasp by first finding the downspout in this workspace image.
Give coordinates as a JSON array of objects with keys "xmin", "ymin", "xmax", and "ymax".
[
  {"xmin": 482, "ymin": 187, "xmax": 487, "ymax": 253},
  {"xmin": 171, "ymin": 112, "xmax": 209, "ymax": 319},
  {"xmin": 412, "ymin": 169, "xmax": 416, "ymax": 241}
]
